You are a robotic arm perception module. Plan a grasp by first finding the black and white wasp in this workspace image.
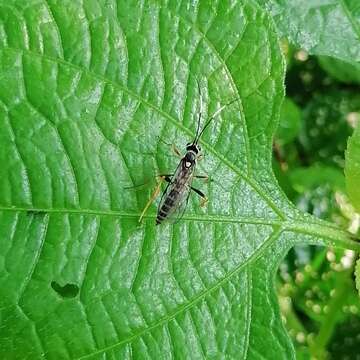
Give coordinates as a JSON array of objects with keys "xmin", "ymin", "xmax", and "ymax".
[{"xmin": 139, "ymin": 81, "xmax": 238, "ymax": 225}]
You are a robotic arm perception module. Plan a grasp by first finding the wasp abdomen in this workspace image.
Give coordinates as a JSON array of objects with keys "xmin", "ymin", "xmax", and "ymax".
[{"xmin": 156, "ymin": 189, "xmax": 182, "ymax": 224}]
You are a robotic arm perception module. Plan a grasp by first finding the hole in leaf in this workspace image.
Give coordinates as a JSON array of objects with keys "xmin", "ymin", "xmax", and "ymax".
[{"xmin": 51, "ymin": 281, "xmax": 79, "ymax": 299}]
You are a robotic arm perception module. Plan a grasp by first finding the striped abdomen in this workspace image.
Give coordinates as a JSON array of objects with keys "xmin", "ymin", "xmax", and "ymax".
[
  {"xmin": 156, "ymin": 155, "xmax": 195, "ymax": 225},
  {"xmin": 156, "ymin": 188, "xmax": 182, "ymax": 225}
]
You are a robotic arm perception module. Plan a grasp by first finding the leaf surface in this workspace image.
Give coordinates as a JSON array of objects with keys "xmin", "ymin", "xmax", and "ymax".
[
  {"xmin": 357, "ymin": 259, "xmax": 360, "ymax": 296},
  {"xmin": 345, "ymin": 125, "xmax": 360, "ymax": 298},
  {"xmin": 319, "ymin": 56, "xmax": 360, "ymax": 84},
  {"xmin": 0, "ymin": 1, "xmax": 358, "ymax": 359},
  {"xmin": 257, "ymin": 0, "xmax": 360, "ymax": 62},
  {"xmin": 345, "ymin": 125, "xmax": 360, "ymax": 212},
  {"xmin": 276, "ymin": 97, "xmax": 301, "ymax": 146}
]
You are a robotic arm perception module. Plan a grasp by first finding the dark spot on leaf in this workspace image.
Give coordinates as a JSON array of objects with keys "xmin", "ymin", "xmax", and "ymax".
[{"xmin": 51, "ymin": 281, "xmax": 79, "ymax": 299}]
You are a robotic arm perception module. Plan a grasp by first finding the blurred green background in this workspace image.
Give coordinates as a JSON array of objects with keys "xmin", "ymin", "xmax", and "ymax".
[{"xmin": 274, "ymin": 43, "xmax": 360, "ymax": 359}]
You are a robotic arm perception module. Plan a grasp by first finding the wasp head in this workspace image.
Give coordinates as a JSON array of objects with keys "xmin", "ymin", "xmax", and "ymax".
[
  {"xmin": 184, "ymin": 143, "xmax": 202, "ymax": 168},
  {"xmin": 186, "ymin": 142, "xmax": 202, "ymax": 154}
]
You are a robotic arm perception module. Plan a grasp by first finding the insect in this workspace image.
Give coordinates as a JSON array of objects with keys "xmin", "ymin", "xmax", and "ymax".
[{"xmin": 139, "ymin": 81, "xmax": 238, "ymax": 225}]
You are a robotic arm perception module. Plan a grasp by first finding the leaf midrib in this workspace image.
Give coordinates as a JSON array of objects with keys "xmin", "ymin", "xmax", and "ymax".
[
  {"xmin": 73, "ymin": 215, "xmax": 360, "ymax": 360},
  {"xmin": 1, "ymin": 205, "xmax": 357, "ymax": 250},
  {"xmin": 0, "ymin": 204, "xmax": 277, "ymax": 224}
]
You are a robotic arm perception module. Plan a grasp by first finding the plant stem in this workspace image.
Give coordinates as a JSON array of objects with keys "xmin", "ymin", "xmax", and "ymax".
[
  {"xmin": 286, "ymin": 221, "xmax": 360, "ymax": 252},
  {"xmin": 309, "ymin": 270, "xmax": 352, "ymax": 359}
]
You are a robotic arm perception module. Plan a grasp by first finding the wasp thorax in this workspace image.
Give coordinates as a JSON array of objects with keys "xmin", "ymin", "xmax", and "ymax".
[{"xmin": 184, "ymin": 151, "xmax": 197, "ymax": 168}]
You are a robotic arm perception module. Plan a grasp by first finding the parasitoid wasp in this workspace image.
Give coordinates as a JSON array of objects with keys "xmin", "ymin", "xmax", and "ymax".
[{"xmin": 139, "ymin": 79, "xmax": 239, "ymax": 225}]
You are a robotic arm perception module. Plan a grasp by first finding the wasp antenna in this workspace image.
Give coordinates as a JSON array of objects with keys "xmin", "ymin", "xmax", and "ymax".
[
  {"xmin": 195, "ymin": 98, "xmax": 240, "ymax": 143},
  {"xmin": 193, "ymin": 76, "xmax": 203, "ymax": 144}
]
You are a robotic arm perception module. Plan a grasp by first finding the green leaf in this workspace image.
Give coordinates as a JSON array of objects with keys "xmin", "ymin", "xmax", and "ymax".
[
  {"xmin": 257, "ymin": 0, "xmax": 360, "ymax": 63},
  {"xmin": 328, "ymin": 315, "xmax": 360, "ymax": 356},
  {"xmin": 345, "ymin": 125, "xmax": 360, "ymax": 212},
  {"xmin": 356, "ymin": 258, "xmax": 360, "ymax": 296},
  {"xmin": 289, "ymin": 166, "xmax": 345, "ymax": 194},
  {"xmin": 280, "ymin": 246, "xmax": 360, "ymax": 357},
  {"xmin": 299, "ymin": 91, "xmax": 359, "ymax": 167},
  {"xmin": 276, "ymin": 97, "xmax": 301, "ymax": 146},
  {"xmin": 345, "ymin": 125, "xmax": 360, "ymax": 299},
  {"xmin": 288, "ymin": 166, "xmax": 345, "ymax": 220},
  {"xmin": 0, "ymin": 1, "xmax": 359, "ymax": 359},
  {"xmin": 318, "ymin": 56, "xmax": 360, "ymax": 84}
]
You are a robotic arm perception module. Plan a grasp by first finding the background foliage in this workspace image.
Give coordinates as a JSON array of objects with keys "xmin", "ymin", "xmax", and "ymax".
[
  {"xmin": 266, "ymin": 1, "xmax": 360, "ymax": 357},
  {"xmin": 0, "ymin": 1, "xmax": 359, "ymax": 359},
  {"xmin": 275, "ymin": 48, "xmax": 360, "ymax": 359}
]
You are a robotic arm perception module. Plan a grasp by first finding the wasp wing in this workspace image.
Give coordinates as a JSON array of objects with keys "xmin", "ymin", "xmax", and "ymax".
[
  {"xmin": 170, "ymin": 185, "xmax": 192, "ymax": 224},
  {"xmin": 158, "ymin": 160, "xmax": 195, "ymax": 224}
]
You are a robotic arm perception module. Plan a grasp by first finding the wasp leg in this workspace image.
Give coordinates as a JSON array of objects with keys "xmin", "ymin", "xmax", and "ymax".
[
  {"xmin": 158, "ymin": 138, "xmax": 182, "ymax": 158},
  {"xmin": 124, "ymin": 181, "xmax": 149, "ymax": 190},
  {"xmin": 125, "ymin": 174, "xmax": 172, "ymax": 191},
  {"xmin": 194, "ymin": 175, "xmax": 209, "ymax": 182},
  {"xmin": 159, "ymin": 174, "xmax": 208, "ymax": 182},
  {"xmin": 171, "ymin": 144, "xmax": 182, "ymax": 157},
  {"xmin": 125, "ymin": 173, "xmax": 173, "ymax": 191},
  {"xmin": 194, "ymin": 174, "xmax": 212, "ymax": 184},
  {"xmin": 156, "ymin": 174, "xmax": 173, "ymax": 181},
  {"xmin": 190, "ymin": 186, "xmax": 208, "ymax": 207},
  {"xmin": 139, "ymin": 176, "xmax": 166, "ymax": 223}
]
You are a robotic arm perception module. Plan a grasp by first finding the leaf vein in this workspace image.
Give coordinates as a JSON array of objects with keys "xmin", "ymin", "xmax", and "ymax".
[
  {"xmin": 179, "ymin": 7, "xmax": 252, "ymax": 174},
  {"xmin": 17, "ymin": 214, "xmax": 50, "ymax": 305},
  {"xmin": 75, "ymin": 227, "xmax": 282, "ymax": 359},
  {"xmin": 242, "ymin": 268, "xmax": 252, "ymax": 360},
  {"xmin": 339, "ymin": 0, "xmax": 360, "ymax": 42},
  {"xmin": 42, "ymin": 0, "xmax": 65, "ymax": 58},
  {"xmin": 2, "ymin": 46, "xmax": 284, "ymax": 218}
]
